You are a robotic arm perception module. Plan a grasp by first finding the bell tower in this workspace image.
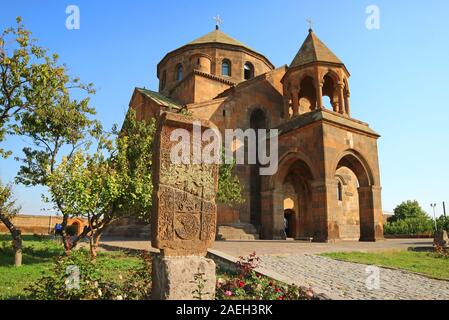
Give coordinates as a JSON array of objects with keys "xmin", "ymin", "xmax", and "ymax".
[{"xmin": 281, "ymin": 29, "xmax": 351, "ymax": 119}]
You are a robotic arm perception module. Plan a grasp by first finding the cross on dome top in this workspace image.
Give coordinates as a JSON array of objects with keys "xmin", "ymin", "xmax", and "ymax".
[{"xmin": 213, "ymin": 15, "xmax": 223, "ymax": 30}]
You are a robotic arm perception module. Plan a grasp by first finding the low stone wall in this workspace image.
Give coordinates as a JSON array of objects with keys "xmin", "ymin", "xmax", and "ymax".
[{"xmin": 0, "ymin": 215, "xmax": 86, "ymax": 235}]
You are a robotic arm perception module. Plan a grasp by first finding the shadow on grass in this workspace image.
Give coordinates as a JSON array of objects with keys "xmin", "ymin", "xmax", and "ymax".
[
  {"xmin": 408, "ymin": 246, "xmax": 435, "ymax": 253},
  {"xmin": 0, "ymin": 234, "xmax": 63, "ymax": 266}
]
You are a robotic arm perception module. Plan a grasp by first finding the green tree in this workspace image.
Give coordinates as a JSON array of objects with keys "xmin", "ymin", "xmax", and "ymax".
[
  {"xmin": 384, "ymin": 200, "xmax": 434, "ymax": 235},
  {"xmin": 389, "ymin": 200, "xmax": 429, "ymax": 222},
  {"xmin": 436, "ymin": 215, "xmax": 449, "ymax": 232},
  {"xmin": 0, "ymin": 18, "xmax": 92, "ymax": 260},
  {"xmin": 217, "ymin": 155, "xmax": 244, "ymax": 205},
  {"xmin": 47, "ymin": 110, "xmax": 154, "ymax": 259},
  {"xmin": 0, "ymin": 17, "xmax": 99, "ymax": 253}
]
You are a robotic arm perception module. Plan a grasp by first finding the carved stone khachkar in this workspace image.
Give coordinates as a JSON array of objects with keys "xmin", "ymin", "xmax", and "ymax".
[{"xmin": 151, "ymin": 111, "xmax": 219, "ymax": 300}]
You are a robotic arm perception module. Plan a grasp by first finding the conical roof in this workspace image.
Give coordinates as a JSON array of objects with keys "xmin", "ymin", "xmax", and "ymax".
[{"xmin": 290, "ymin": 29, "xmax": 343, "ymax": 68}]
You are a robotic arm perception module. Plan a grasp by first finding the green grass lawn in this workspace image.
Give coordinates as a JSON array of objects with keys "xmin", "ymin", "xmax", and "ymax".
[
  {"xmin": 321, "ymin": 250, "xmax": 449, "ymax": 280},
  {"xmin": 0, "ymin": 234, "xmax": 141, "ymax": 300}
]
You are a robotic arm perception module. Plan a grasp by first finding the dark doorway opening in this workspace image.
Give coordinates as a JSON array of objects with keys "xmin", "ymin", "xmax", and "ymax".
[
  {"xmin": 249, "ymin": 109, "xmax": 267, "ymax": 230},
  {"xmin": 284, "ymin": 209, "xmax": 295, "ymax": 238}
]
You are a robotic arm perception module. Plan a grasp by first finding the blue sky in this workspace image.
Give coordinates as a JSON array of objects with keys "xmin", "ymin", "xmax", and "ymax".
[{"xmin": 0, "ymin": 0, "xmax": 448, "ymax": 217}]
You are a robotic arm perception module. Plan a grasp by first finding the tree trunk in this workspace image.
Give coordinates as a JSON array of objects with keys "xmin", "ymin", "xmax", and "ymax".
[
  {"xmin": 0, "ymin": 212, "xmax": 23, "ymax": 267},
  {"xmin": 89, "ymin": 230, "xmax": 103, "ymax": 262},
  {"xmin": 60, "ymin": 215, "xmax": 73, "ymax": 254},
  {"xmin": 13, "ymin": 232, "xmax": 22, "ymax": 267}
]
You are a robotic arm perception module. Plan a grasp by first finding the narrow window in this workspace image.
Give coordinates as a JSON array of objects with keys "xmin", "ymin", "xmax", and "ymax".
[
  {"xmin": 337, "ymin": 182, "xmax": 343, "ymax": 201},
  {"xmin": 222, "ymin": 60, "xmax": 231, "ymax": 76},
  {"xmin": 244, "ymin": 62, "xmax": 254, "ymax": 80},
  {"xmin": 176, "ymin": 64, "xmax": 183, "ymax": 81}
]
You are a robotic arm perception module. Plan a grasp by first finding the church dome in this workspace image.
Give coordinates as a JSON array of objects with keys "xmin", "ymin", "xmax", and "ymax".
[
  {"xmin": 187, "ymin": 29, "xmax": 257, "ymax": 54},
  {"xmin": 157, "ymin": 27, "xmax": 274, "ymax": 99}
]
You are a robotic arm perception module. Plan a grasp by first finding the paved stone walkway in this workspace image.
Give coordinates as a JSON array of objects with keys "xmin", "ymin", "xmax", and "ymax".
[
  {"xmin": 100, "ymin": 238, "xmax": 433, "ymax": 256},
  {"xmin": 259, "ymin": 254, "xmax": 449, "ymax": 300},
  {"xmin": 99, "ymin": 238, "xmax": 449, "ymax": 300},
  {"xmin": 212, "ymin": 238, "xmax": 433, "ymax": 257}
]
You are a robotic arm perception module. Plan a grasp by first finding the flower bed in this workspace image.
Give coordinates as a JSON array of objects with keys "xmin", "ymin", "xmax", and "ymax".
[{"xmin": 216, "ymin": 252, "xmax": 325, "ymax": 300}]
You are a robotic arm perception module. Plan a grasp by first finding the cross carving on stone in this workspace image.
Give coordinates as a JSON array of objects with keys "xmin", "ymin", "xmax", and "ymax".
[{"xmin": 213, "ymin": 15, "xmax": 223, "ymax": 30}]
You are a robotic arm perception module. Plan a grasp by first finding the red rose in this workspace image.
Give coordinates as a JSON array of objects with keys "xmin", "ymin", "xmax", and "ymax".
[{"xmin": 239, "ymin": 281, "xmax": 245, "ymax": 288}]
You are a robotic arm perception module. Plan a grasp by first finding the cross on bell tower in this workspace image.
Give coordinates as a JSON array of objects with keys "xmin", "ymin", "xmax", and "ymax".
[
  {"xmin": 213, "ymin": 15, "xmax": 223, "ymax": 30},
  {"xmin": 306, "ymin": 18, "xmax": 313, "ymax": 32}
]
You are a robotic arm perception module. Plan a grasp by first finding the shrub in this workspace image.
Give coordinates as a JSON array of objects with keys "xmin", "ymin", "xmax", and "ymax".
[
  {"xmin": 26, "ymin": 249, "xmax": 106, "ymax": 300},
  {"xmin": 384, "ymin": 200, "xmax": 435, "ymax": 235},
  {"xmin": 433, "ymin": 244, "xmax": 449, "ymax": 259},
  {"xmin": 119, "ymin": 252, "xmax": 152, "ymax": 300},
  {"xmin": 26, "ymin": 249, "xmax": 152, "ymax": 300},
  {"xmin": 384, "ymin": 216, "xmax": 434, "ymax": 235}
]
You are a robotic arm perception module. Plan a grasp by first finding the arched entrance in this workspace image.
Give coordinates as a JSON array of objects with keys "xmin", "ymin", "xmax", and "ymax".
[
  {"xmin": 262, "ymin": 150, "xmax": 382, "ymax": 242},
  {"xmin": 71, "ymin": 221, "xmax": 81, "ymax": 235},
  {"xmin": 334, "ymin": 151, "xmax": 378, "ymax": 241},
  {"xmin": 284, "ymin": 160, "xmax": 314, "ymax": 239},
  {"xmin": 270, "ymin": 153, "xmax": 315, "ymax": 240},
  {"xmin": 335, "ymin": 168, "xmax": 361, "ymax": 240}
]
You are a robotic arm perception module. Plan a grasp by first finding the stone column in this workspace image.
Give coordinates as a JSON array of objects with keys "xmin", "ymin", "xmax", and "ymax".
[
  {"xmin": 151, "ymin": 112, "xmax": 219, "ymax": 300},
  {"xmin": 260, "ymin": 189, "xmax": 285, "ymax": 240},
  {"xmin": 311, "ymin": 180, "xmax": 341, "ymax": 242},
  {"xmin": 283, "ymin": 95, "xmax": 290, "ymax": 119},
  {"xmin": 358, "ymin": 185, "xmax": 384, "ymax": 242},
  {"xmin": 311, "ymin": 182, "xmax": 327, "ymax": 242},
  {"xmin": 337, "ymin": 82, "xmax": 345, "ymax": 114},
  {"xmin": 316, "ymin": 81, "xmax": 324, "ymax": 110},
  {"xmin": 344, "ymin": 91, "xmax": 351, "ymax": 116},
  {"xmin": 325, "ymin": 179, "xmax": 341, "ymax": 242},
  {"xmin": 291, "ymin": 91, "xmax": 300, "ymax": 116}
]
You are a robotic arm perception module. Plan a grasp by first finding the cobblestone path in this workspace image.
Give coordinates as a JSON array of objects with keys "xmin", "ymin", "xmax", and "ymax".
[{"xmin": 259, "ymin": 254, "xmax": 449, "ymax": 300}]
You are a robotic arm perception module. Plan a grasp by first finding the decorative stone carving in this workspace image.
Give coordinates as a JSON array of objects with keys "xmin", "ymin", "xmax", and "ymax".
[
  {"xmin": 151, "ymin": 111, "xmax": 219, "ymax": 256},
  {"xmin": 151, "ymin": 112, "xmax": 219, "ymax": 300}
]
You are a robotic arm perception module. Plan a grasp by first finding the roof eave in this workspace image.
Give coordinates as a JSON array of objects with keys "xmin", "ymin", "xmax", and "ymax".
[{"xmin": 281, "ymin": 61, "xmax": 350, "ymax": 84}]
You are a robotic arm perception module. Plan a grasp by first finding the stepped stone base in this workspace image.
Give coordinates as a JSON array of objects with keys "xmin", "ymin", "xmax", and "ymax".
[
  {"xmin": 152, "ymin": 255, "xmax": 216, "ymax": 300},
  {"xmin": 216, "ymin": 223, "xmax": 260, "ymax": 240}
]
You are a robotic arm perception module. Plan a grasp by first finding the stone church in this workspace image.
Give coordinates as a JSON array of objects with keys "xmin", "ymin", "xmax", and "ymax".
[{"xmin": 126, "ymin": 26, "xmax": 384, "ymax": 243}]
